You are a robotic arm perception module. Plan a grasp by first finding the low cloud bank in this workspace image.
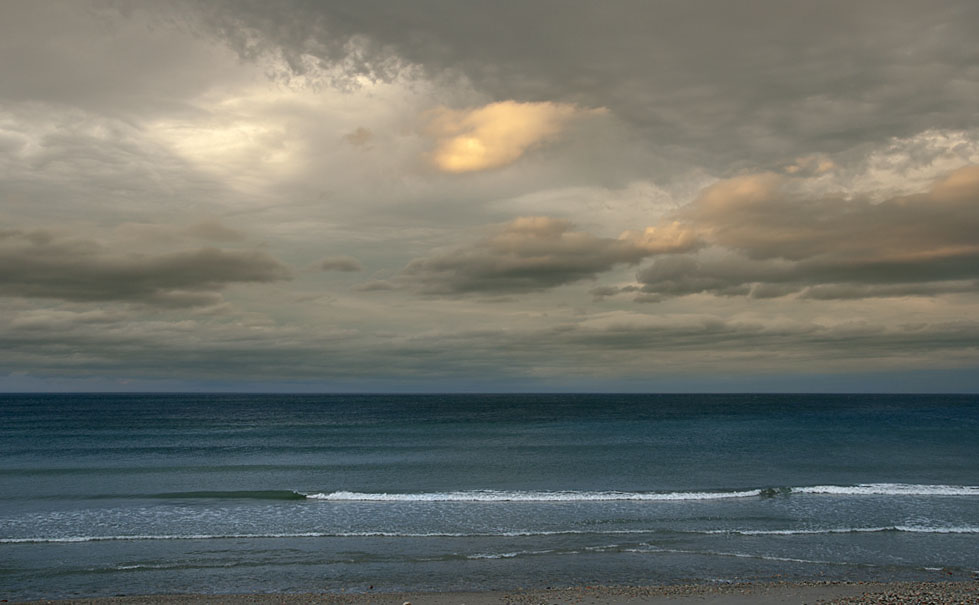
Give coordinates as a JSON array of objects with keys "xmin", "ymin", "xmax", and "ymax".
[
  {"xmin": 0, "ymin": 229, "xmax": 291, "ymax": 307},
  {"xmin": 403, "ymin": 216, "xmax": 697, "ymax": 295}
]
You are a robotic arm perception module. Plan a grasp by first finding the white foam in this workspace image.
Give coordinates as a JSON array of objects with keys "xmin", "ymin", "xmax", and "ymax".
[
  {"xmin": 894, "ymin": 525, "xmax": 979, "ymax": 534},
  {"xmin": 794, "ymin": 483, "xmax": 979, "ymax": 496},
  {"xmin": 704, "ymin": 525, "xmax": 979, "ymax": 536},
  {"xmin": 305, "ymin": 489, "xmax": 762, "ymax": 502},
  {"xmin": 302, "ymin": 484, "xmax": 979, "ymax": 502},
  {"xmin": 0, "ymin": 532, "xmax": 333, "ymax": 544},
  {"xmin": 0, "ymin": 529, "xmax": 661, "ymax": 544},
  {"xmin": 466, "ymin": 549, "xmax": 555, "ymax": 560},
  {"xmin": 627, "ymin": 545, "xmax": 842, "ymax": 566}
]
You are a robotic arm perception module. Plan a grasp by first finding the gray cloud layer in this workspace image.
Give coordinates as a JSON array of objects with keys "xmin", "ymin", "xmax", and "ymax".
[
  {"xmin": 319, "ymin": 256, "xmax": 363, "ymax": 272},
  {"xmin": 189, "ymin": 0, "xmax": 979, "ymax": 169},
  {"xmin": 403, "ymin": 216, "xmax": 696, "ymax": 295},
  {"xmin": 628, "ymin": 166, "xmax": 979, "ymax": 300},
  {"xmin": 3, "ymin": 304, "xmax": 975, "ymax": 387},
  {"xmin": 2, "ymin": 1, "xmax": 978, "ymax": 390},
  {"xmin": 0, "ymin": 229, "xmax": 291, "ymax": 307},
  {"xmin": 402, "ymin": 165, "xmax": 979, "ymax": 301}
]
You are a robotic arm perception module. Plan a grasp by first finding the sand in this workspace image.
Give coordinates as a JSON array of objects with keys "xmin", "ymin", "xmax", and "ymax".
[{"xmin": 15, "ymin": 581, "xmax": 979, "ymax": 605}]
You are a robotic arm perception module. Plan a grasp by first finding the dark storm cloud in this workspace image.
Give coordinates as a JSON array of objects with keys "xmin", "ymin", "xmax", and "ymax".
[
  {"xmin": 0, "ymin": 229, "xmax": 291, "ymax": 307},
  {"xmin": 403, "ymin": 216, "xmax": 697, "ymax": 295},
  {"xmin": 188, "ymin": 0, "xmax": 979, "ymax": 168}
]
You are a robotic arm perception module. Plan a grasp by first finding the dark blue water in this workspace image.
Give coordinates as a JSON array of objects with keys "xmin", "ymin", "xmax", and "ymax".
[{"xmin": 1, "ymin": 393, "xmax": 977, "ymax": 600}]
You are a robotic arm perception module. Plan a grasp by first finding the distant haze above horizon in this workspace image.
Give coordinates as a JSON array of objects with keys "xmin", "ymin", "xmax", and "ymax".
[{"xmin": 2, "ymin": 1, "xmax": 978, "ymax": 392}]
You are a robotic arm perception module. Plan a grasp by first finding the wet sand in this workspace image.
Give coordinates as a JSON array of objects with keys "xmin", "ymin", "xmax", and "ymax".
[{"xmin": 17, "ymin": 581, "xmax": 979, "ymax": 605}]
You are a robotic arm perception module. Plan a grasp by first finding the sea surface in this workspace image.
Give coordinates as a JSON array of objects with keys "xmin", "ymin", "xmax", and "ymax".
[{"xmin": 1, "ymin": 393, "xmax": 977, "ymax": 600}]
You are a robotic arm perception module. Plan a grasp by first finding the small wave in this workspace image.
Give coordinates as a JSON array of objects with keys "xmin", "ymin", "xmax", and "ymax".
[
  {"xmin": 305, "ymin": 489, "xmax": 763, "ymax": 502},
  {"xmin": 896, "ymin": 525, "xmax": 979, "ymax": 534},
  {"xmin": 703, "ymin": 525, "xmax": 979, "ymax": 536},
  {"xmin": 152, "ymin": 490, "xmax": 307, "ymax": 501},
  {"xmin": 50, "ymin": 484, "xmax": 975, "ymax": 504},
  {"xmin": 627, "ymin": 545, "xmax": 853, "ymax": 567},
  {"xmin": 115, "ymin": 562, "xmax": 240, "ymax": 571},
  {"xmin": 303, "ymin": 484, "xmax": 978, "ymax": 502},
  {"xmin": 5, "ymin": 523, "xmax": 976, "ymax": 545},
  {"xmin": 0, "ymin": 529, "xmax": 663, "ymax": 544},
  {"xmin": 794, "ymin": 484, "xmax": 979, "ymax": 496},
  {"xmin": 0, "ymin": 533, "xmax": 331, "ymax": 544},
  {"xmin": 467, "ymin": 549, "xmax": 556, "ymax": 560}
]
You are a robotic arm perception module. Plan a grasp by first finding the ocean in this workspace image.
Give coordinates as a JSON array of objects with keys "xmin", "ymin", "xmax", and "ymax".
[{"xmin": 1, "ymin": 393, "xmax": 977, "ymax": 600}]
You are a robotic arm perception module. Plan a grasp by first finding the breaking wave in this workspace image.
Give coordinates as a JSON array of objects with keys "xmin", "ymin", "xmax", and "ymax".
[
  {"xmin": 305, "ymin": 489, "xmax": 764, "ymax": 501},
  {"xmin": 792, "ymin": 484, "xmax": 979, "ymax": 496},
  {"xmin": 304, "ymin": 484, "xmax": 979, "ymax": 501}
]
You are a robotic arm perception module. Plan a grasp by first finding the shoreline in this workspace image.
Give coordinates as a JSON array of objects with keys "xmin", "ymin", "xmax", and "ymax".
[{"xmin": 17, "ymin": 580, "xmax": 979, "ymax": 605}]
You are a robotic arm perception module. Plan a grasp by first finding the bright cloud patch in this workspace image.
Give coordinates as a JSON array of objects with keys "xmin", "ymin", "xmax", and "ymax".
[{"xmin": 425, "ymin": 101, "xmax": 604, "ymax": 173}]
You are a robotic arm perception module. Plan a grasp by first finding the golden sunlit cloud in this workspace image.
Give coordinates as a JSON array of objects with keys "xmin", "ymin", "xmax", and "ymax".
[
  {"xmin": 424, "ymin": 101, "xmax": 605, "ymax": 173},
  {"xmin": 785, "ymin": 154, "xmax": 836, "ymax": 175},
  {"xmin": 932, "ymin": 164, "xmax": 979, "ymax": 201}
]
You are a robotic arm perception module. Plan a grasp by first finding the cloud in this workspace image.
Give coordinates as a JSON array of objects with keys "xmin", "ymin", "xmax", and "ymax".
[
  {"xmin": 113, "ymin": 221, "xmax": 248, "ymax": 246},
  {"xmin": 423, "ymin": 101, "xmax": 604, "ymax": 173},
  {"xmin": 632, "ymin": 254, "xmax": 979, "ymax": 301},
  {"xmin": 784, "ymin": 154, "xmax": 836, "ymax": 176},
  {"xmin": 404, "ymin": 216, "xmax": 698, "ymax": 295},
  {"xmin": 4, "ymin": 300, "xmax": 976, "ymax": 387},
  {"xmin": 2, "ymin": 1, "xmax": 978, "ymax": 390},
  {"xmin": 186, "ymin": 220, "xmax": 247, "ymax": 242},
  {"xmin": 319, "ymin": 255, "xmax": 363, "ymax": 272},
  {"xmin": 544, "ymin": 314, "xmax": 979, "ymax": 370},
  {"xmin": 187, "ymin": 1, "xmax": 979, "ymax": 169},
  {"xmin": 621, "ymin": 165, "xmax": 979, "ymax": 300},
  {"xmin": 0, "ymin": 229, "xmax": 291, "ymax": 307},
  {"xmin": 684, "ymin": 167, "xmax": 979, "ymax": 259},
  {"xmin": 0, "ymin": 2, "xmax": 259, "ymax": 116},
  {"xmin": 342, "ymin": 126, "xmax": 373, "ymax": 148},
  {"xmin": 353, "ymin": 279, "xmax": 398, "ymax": 292}
]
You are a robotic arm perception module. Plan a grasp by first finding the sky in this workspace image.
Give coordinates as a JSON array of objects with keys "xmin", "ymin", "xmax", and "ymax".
[{"xmin": 1, "ymin": 0, "xmax": 978, "ymax": 392}]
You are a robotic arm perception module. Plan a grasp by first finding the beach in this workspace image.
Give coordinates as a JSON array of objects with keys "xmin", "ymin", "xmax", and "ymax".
[{"xmin": 16, "ymin": 581, "xmax": 979, "ymax": 605}]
